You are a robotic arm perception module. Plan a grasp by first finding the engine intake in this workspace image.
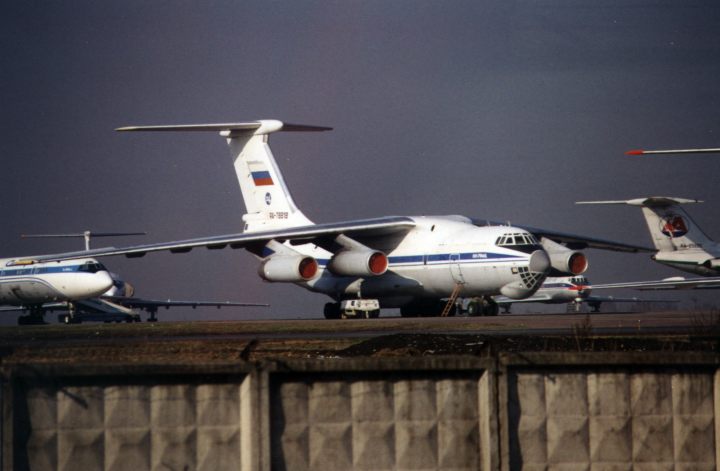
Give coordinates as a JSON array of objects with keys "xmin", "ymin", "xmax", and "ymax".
[
  {"xmin": 258, "ymin": 255, "xmax": 318, "ymax": 282},
  {"xmin": 540, "ymin": 238, "xmax": 588, "ymax": 275},
  {"xmin": 327, "ymin": 250, "xmax": 388, "ymax": 277}
]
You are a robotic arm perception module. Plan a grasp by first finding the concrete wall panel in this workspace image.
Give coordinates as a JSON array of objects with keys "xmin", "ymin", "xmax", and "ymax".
[
  {"xmin": 508, "ymin": 369, "xmax": 717, "ymax": 471},
  {"xmin": 12, "ymin": 379, "xmax": 247, "ymax": 471},
  {"xmin": 270, "ymin": 374, "xmax": 482, "ymax": 471}
]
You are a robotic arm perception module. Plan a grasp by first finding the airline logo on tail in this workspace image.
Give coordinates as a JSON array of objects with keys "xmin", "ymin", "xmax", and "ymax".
[
  {"xmin": 660, "ymin": 214, "xmax": 688, "ymax": 238},
  {"xmin": 249, "ymin": 163, "xmax": 274, "ymax": 186}
]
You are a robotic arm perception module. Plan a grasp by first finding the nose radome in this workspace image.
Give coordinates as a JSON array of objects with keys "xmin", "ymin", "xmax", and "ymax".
[
  {"xmin": 529, "ymin": 249, "xmax": 551, "ymax": 273},
  {"xmin": 92, "ymin": 271, "xmax": 114, "ymax": 296}
]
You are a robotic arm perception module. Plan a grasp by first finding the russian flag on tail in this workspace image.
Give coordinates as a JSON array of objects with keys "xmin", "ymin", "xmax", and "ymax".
[{"xmin": 249, "ymin": 163, "xmax": 274, "ymax": 186}]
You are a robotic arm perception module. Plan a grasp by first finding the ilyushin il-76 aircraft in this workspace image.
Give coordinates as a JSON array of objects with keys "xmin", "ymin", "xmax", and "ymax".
[
  {"xmin": 29, "ymin": 120, "xmax": 649, "ymax": 319},
  {"xmin": 578, "ymin": 197, "xmax": 720, "ymax": 291}
]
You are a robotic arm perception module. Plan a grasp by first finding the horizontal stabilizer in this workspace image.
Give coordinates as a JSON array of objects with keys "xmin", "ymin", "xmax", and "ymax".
[
  {"xmin": 626, "ymin": 148, "xmax": 720, "ymax": 155},
  {"xmin": 22, "ymin": 232, "xmax": 146, "ymax": 239},
  {"xmin": 116, "ymin": 120, "xmax": 332, "ymax": 134},
  {"xmin": 576, "ymin": 197, "xmax": 702, "ymax": 208}
]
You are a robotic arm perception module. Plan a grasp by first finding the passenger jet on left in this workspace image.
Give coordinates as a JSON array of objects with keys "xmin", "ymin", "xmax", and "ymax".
[{"xmin": 0, "ymin": 257, "xmax": 112, "ymax": 324}]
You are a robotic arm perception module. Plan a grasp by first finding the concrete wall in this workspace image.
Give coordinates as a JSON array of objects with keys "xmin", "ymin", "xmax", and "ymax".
[{"xmin": 3, "ymin": 355, "xmax": 719, "ymax": 470}]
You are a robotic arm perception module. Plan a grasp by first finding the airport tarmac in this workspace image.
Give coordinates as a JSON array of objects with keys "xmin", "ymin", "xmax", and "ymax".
[{"xmin": 0, "ymin": 309, "xmax": 717, "ymax": 366}]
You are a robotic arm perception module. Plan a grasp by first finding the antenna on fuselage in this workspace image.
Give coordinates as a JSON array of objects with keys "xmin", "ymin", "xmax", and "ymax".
[{"xmin": 21, "ymin": 231, "xmax": 147, "ymax": 251}]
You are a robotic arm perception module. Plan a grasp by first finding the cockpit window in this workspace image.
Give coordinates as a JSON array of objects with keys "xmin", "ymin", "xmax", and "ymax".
[
  {"xmin": 496, "ymin": 232, "xmax": 539, "ymax": 246},
  {"xmin": 495, "ymin": 232, "xmax": 541, "ymax": 254},
  {"xmin": 77, "ymin": 261, "xmax": 106, "ymax": 273}
]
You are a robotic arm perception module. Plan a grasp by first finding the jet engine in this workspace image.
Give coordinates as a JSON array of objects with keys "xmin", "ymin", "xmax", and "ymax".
[
  {"xmin": 327, "ymin": 249, "xmax": 388, "ymax": 277},
  {"xmin": 540, "ymin": 237, "xmax": 588, "ymax": 275},
  {"xmin": 104, "ymin": 273, "xmax": 135, "ymax": 297},
  {"xmin": 258, "ymin": 255, "xmax": 319, "ymax": 282},
  {"xmin": 702, "ymin": 259, "xmax": 720, "ymax": 269}
]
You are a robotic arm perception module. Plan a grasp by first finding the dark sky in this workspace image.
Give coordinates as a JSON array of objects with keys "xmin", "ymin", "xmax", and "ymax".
[{"xmin": 2, "ymin": 1, "xmax": 719, "ymax": 322}]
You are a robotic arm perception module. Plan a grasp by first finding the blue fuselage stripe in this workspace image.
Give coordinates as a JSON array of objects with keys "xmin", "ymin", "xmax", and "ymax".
[
  {"xmin": 316, "ymin": 252, "xmax": 526, "ymax": 268},
  {"xmin": 0, "ymin": 265, "xmax": 92, "ymax": 277}
]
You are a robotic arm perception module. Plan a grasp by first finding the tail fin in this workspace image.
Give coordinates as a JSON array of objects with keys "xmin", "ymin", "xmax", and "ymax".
[
  {"xmin": 117, "ymin": 120, "xmax": 332, "ymax": 232},
  {"xmin": 576, "ymin": 197, "xmax": 713, "ymax": 252}
]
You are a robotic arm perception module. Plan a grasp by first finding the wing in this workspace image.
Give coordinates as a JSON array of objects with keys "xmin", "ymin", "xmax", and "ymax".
[
  {"xmin": 591, "ymin": 276, "xmax": 720, "ymax": 290},
  {"xmin": 24, "ymin": 217, "xmax": 416, "ymax": 262},
  {"xmin": 471, "ymin": 220, "xmax": 652, "ymax": 253},
  {"xmin": 103, "ymin": 296, "xmax": 268, "ymax": 311}
]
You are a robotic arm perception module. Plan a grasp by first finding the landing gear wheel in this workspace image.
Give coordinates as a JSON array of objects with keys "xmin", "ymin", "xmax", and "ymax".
[
  {"xmin": 467, "ymin": 300, "xmax": 481, "ymax": 317},
  {"xmin": 486, "ymin": 302, "xmax": 499, "ymax": 316},
  {"xmin": 480, "ymin": 297, "xmax": 499, "ymax": 316},
  {"xmin": 323, "ymin": 302, "xmax": 341, "ymax": 320}
]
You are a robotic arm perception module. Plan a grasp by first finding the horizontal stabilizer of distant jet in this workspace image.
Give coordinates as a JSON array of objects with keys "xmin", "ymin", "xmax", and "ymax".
[
  {"xmin": 576, "ymin": 197, "xmax": 703, "ymax": 207},
  {"xmin": 626, "ymin": 148, "xmax": 720, "ymax": 155},
  {"xmin": 116, "ymin": 120, "xmax": 332, "ymax": 134}
]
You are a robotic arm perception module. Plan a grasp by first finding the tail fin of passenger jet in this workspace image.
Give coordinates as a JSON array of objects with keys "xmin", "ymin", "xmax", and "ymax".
[
  {"xmin": 576, "ymin": 197, "xmax": 713, "ymax": 252},
  {"xmin": 117, "ymin": 120, "xmax": 332, "ymax": 232}
]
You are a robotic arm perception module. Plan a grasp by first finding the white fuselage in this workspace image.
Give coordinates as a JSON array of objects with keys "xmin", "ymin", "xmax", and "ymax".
[
  {"xmin": 284, "ymin": 216, "xmax": 550, "ymax": 307},
  {"xmin": 526, "ymin": 276, "xmax": 591, "ymax": 303},
  {"xmin": 0, "ymin": 258, "xmax": 113, "ymax": 306}
]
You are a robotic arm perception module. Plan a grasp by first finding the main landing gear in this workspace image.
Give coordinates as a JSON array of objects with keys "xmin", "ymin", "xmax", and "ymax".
[
  {"xmin": 17, "ymin": 306, "xmax": 48, "ymax": 325},
  {"xmin": 466, "ymin": 296, "xmax": 499, "ymax": 317}
]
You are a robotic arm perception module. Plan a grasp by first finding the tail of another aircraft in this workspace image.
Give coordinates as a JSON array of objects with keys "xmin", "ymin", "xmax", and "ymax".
[
  {"xmin": 576, "ymin": 197, "xmax": 713, "ymax": 252},
  {"xmin": 117, "ymin": 120, "xmax": 332, "ymax": 232}
]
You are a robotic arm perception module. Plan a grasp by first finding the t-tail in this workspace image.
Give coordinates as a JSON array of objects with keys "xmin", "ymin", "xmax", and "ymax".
[
  {"xmin": 117, "ymin": 120, "xmax": 332, "ymax": 232},
  {"xmin": 577, "ymin": 197, "xmax": 720, "ymax": 274}
]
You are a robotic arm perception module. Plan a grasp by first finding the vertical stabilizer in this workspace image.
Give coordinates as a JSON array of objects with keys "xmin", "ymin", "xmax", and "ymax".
[
  {"xmin": 577, "ymin": 197, "xmax": 712, "ymax": 252},
  {"xmin": 117, "ymin": 120, "xmax": 332, "ymax": 233}
]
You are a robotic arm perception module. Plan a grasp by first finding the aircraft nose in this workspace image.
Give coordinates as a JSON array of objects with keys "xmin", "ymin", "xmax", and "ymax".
[
  {"xmin": 92, "ymin": 271, "xmax": 114, "ymax": 295},
  {"xmin": 529, "ymin": 249, "xmax": 551, "ymax": 273}
]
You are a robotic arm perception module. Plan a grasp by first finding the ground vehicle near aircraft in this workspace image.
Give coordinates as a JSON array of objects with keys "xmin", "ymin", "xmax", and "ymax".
[
  {"xmin": 29, "ymin": 120, "xmax": 649, "ymax": 319},
  {"xmin": 333, "ymin": 299, "xmax": 381, "ymax": 319}
]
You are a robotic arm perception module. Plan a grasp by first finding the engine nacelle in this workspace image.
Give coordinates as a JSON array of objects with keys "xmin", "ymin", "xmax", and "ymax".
[
  {"xmin": 327, "ymin": 250, "xmax": 388, "ymax": 277},
  {"xmin": 540, "ymin": 238, "xmax": 588, "ymax": 275},
  {"xmin": 703, "ymin": 259, "xmax": 720, "ymax": 269},
  {"xmin": 258, "ymin": 255, "xmax": 318, "ymax": 282}
]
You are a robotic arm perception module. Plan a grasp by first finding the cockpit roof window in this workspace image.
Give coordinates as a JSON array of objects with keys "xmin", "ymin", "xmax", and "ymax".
[{"xmin": 496, "ymin": 232, "xmax": 539, "ymax": 247}]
